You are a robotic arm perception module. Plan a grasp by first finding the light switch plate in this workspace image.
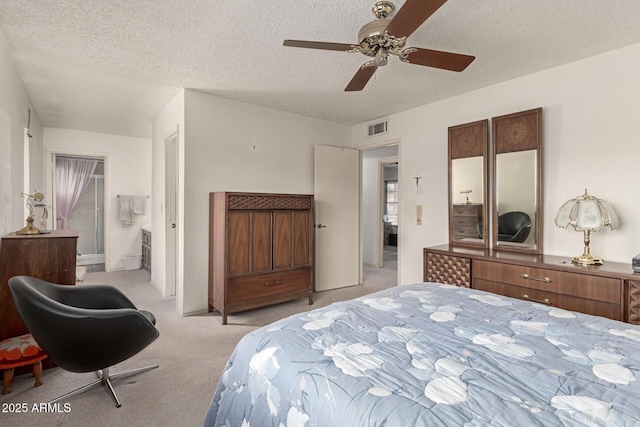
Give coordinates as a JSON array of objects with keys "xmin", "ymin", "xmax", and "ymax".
[{"xmin": 416, "ymin": 205, "xmax": 423, "ymax": 225}]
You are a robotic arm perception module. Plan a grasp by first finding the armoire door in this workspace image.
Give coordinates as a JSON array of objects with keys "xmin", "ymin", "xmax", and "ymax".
[
  {"xmin": 227, "ymin": 211, "xmax": 272, "ymax": 275},
  {"xmin": 273, "ymin": 211, "xmax": 311, "ymax": 269},
  {"xmin": 292, "ymin": 211, "xmax": 311, "ymax": 267}
]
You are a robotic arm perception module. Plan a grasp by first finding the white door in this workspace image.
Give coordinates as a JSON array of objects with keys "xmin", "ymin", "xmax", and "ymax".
[{"xmin": 314, "ymin": 145, "xmax": 359, "ymax": 291}]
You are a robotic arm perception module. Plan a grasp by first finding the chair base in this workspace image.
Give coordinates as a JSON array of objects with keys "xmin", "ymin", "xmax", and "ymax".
[{"xmin": 49, "ymin": 364, "xmax": 159, "ymax": 408}]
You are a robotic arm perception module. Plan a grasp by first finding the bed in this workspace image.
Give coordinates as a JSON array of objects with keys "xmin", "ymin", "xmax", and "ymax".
[{"xmin": 203, "ymin": 282, "xmax": 640, "ymax": 426}]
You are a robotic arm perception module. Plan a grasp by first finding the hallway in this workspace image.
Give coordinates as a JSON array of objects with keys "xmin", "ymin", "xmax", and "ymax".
[{"xmin": 363, "ymin": 244, "xmax": 397, "ymax": 287}]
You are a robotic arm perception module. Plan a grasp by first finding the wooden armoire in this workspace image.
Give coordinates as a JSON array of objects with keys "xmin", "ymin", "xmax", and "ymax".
[{"xmin": 208, "ymin": 192, "xmax": 314, "ymax": 324}]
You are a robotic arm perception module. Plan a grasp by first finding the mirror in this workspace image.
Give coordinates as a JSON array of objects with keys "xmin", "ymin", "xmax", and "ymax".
[
  {"xmin": 491, "ymin": 108, "xmax": 542, "ymax": 253},
  {"xmin": 448, "ymin": 119, "xmax": 488, "ymax": 248}
]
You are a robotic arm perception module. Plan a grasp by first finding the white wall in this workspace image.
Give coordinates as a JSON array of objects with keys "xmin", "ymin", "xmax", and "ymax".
[
  {"xmin": 178, "ymin": 90, "xmax": 352, "ymax": 315},
  {"xmin": 43, "ymin": 128, "xmax": 152, "ymax": 271},
  {"xmin": 0, "ymin": 31, "xmax": 43, "ymax": 236},
  {"xmin": 352, "ymin": 42, "xmax": 640, "ymax": 284},
  {"xmin": 150, "ymin": 90, "xmax": 185, "ymax": 298}
]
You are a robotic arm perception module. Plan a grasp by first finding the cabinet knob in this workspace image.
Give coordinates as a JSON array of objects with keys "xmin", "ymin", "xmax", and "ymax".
[{"xmin": 316, "ymin": 224, "xmax": 327, "ymax": 229}]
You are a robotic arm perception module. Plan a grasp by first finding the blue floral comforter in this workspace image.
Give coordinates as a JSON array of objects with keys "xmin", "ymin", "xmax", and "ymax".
[{"xmin": 204, "ymin": 283, "xmax": 640, "ymax": 426}]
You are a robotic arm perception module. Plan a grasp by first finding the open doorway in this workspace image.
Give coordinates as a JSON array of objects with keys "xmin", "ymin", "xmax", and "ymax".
[
  {"xmin": 54, "ymin": 154, "xmax": 105, "ymax": 272},
  {"xmin": 381, "ymin": 162, "xmax": 398, "ymax": 268},
  {"xmin": 361, "ymin": 144, "xmax": 398, "ymax": 287}
]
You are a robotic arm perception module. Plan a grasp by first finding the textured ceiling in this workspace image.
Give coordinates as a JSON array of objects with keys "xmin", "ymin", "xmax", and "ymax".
[{"xmin": 1, "ymin": 1, "xmax": 640, "ymax": 138}]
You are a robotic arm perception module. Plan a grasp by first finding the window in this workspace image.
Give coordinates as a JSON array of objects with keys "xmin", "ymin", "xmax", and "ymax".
[{"xmin": 385, "ymin": 181, "xmax": 398, "ymax": 226}]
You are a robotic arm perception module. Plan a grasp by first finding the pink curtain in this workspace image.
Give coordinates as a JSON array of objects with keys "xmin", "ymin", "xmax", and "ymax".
[{"xmin": 56, "ymin": 157, "xmax": 98, "ymax": 229}]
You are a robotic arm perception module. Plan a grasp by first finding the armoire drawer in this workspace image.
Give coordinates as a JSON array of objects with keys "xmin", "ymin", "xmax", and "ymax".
[
  {"xmin": 474, "ymin": 260, "xmax": 622, "ymax": 304},
  {"xmin": 227, "ymin": 268, "xmax": 311, "ymax": 304},
  {"xmin": 474, "ymin": 279, "xmax": 623, "ymax": 321}
]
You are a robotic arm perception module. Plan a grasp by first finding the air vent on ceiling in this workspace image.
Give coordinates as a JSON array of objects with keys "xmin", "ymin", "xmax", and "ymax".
[{"xmin": 367, "ymin": 119, "xmax": 388, "ymax": 137}]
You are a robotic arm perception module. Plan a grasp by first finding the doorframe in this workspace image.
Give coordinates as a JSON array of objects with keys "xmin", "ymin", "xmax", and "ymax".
[
  {"xmin": 164, "ymin": 131, "xmax": 179, "ymax": 301},
  {"xmin": 23, "ymin": 128, "xmax": 30, "ymax": 219},
  {"xmin": 48, "ymin": 149, "xmax": 109, "ymax": 268},
  {"xmin": 358, "ymin": 138, "xmax": 401, "ymax": 286},
  {"xmin": 376, "ymin": 156, "xmax": 398, "ymax": 268}
]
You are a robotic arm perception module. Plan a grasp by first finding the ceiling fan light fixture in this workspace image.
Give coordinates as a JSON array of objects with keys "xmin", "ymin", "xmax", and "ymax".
[
  {"xmin": 357, "ymin": 19, "xmax": 391, "ymax": 45},
  {"xmin": 356, "ymin": 20, "xmax": 407, "ymax": 61},
  {"xmin": 374, "ymin": 50, "xmax": 389, "ymax": 66},
  {"xmin": 372, "ymin": 1, "xmax": 395, "ymax": 19}
]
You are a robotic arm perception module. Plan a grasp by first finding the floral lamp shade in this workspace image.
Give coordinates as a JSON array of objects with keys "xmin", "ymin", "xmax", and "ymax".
[{"xmin": 554, "ymin": 189, "xmax": 621, "ymax": 265}]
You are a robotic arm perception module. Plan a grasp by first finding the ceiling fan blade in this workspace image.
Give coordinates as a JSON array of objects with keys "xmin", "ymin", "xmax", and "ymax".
[
  {"xmin": 283, "ymin": 39, "xmax": 356, "ymax": 52},
  {"xmin": 345, "ymin": 65, "xmax": 378, "ymax": 92},
  {"xmin": 405, "ymin": 48, "xmax": 475, "ymax": 72},
  {"xmin": 386, "ymin": 0, "xmax": 448, "ymax": 39}
]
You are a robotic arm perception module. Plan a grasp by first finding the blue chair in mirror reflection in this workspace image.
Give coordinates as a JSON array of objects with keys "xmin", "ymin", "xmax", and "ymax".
[{"xmin": 476, "ymin": 211, "xmax": 532, "ymax": 243}]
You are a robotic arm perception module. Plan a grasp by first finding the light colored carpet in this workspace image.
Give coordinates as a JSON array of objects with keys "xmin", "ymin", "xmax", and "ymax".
[
  {"xmin": 382, "ymin": 244, "xmax": 398, "ymax": 271},
  {"xmin": 1, "ymin": 265, "xmax": 396, "ymax": 427}
]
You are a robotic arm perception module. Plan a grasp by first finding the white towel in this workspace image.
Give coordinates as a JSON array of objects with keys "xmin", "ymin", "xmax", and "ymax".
[
  {"xmin": 133, "ymin": 196, "xmax": 147, "ymax": 215},
  {"xmin": 120, "ymin": 195, "xmax": 135, "ymax": 225}
]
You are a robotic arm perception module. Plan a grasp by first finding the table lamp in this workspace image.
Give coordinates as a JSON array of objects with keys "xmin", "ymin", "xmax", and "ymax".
[
  {"xmin": 554, "ymin": 189, "xmax": 620, "ymax": 265},
  {"xmin": 16, "ymin": 192, "xmax": 45, "ymax": 235}
]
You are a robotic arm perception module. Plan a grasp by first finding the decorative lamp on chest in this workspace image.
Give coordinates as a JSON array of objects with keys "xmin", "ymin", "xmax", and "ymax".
[
  {"xmin": 554, "ymin": 189, "xmax": 621, "ymax": 265},
  {"xmin": 16, "ymin": 191, "xmax": 45, "ymax": 235}
]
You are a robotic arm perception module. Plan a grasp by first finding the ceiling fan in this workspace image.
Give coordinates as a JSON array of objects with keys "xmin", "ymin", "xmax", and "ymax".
[{"xmin": 283, "ymin": 0, "xmax": 475, "ymax": 92}]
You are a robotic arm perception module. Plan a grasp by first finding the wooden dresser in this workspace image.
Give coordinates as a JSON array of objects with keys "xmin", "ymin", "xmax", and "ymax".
[
  {"xmin": 424, "ymin": 244, "xmax": 640, "ymax": 323},
  {"xmin": 208, "ymin": 192, "xmax": 314, "ymax": 324},
  {"xmin": 0, "ymin": 229, "xmax": 78, "ymax": 341},
  {"xmin": 451, "ymin": 204, "xmax": 482, "ymax": 240}
]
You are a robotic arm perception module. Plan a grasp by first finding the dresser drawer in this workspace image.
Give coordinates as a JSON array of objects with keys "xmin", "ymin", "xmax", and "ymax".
[
  {"xmin": 453, "ymin": 226, "xmax": 479, "ymax": 239},
  {"xmin": 474, "ymin": 260, "xmax": 622, "ymax": 304},
  {"xmin": 227, "ymin": 268, "xmax": 311, "ymax": 304},
  {"xmin": 453, "ymin": 204, "xmax": 481, "ymax": 217},
  {"xmin": 475, "ymin": 279, "xmax": 623, "ymax": 320},
  {"xmin": 452, "ymin": 216, "xmax": 477, "ymax": 227}
]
